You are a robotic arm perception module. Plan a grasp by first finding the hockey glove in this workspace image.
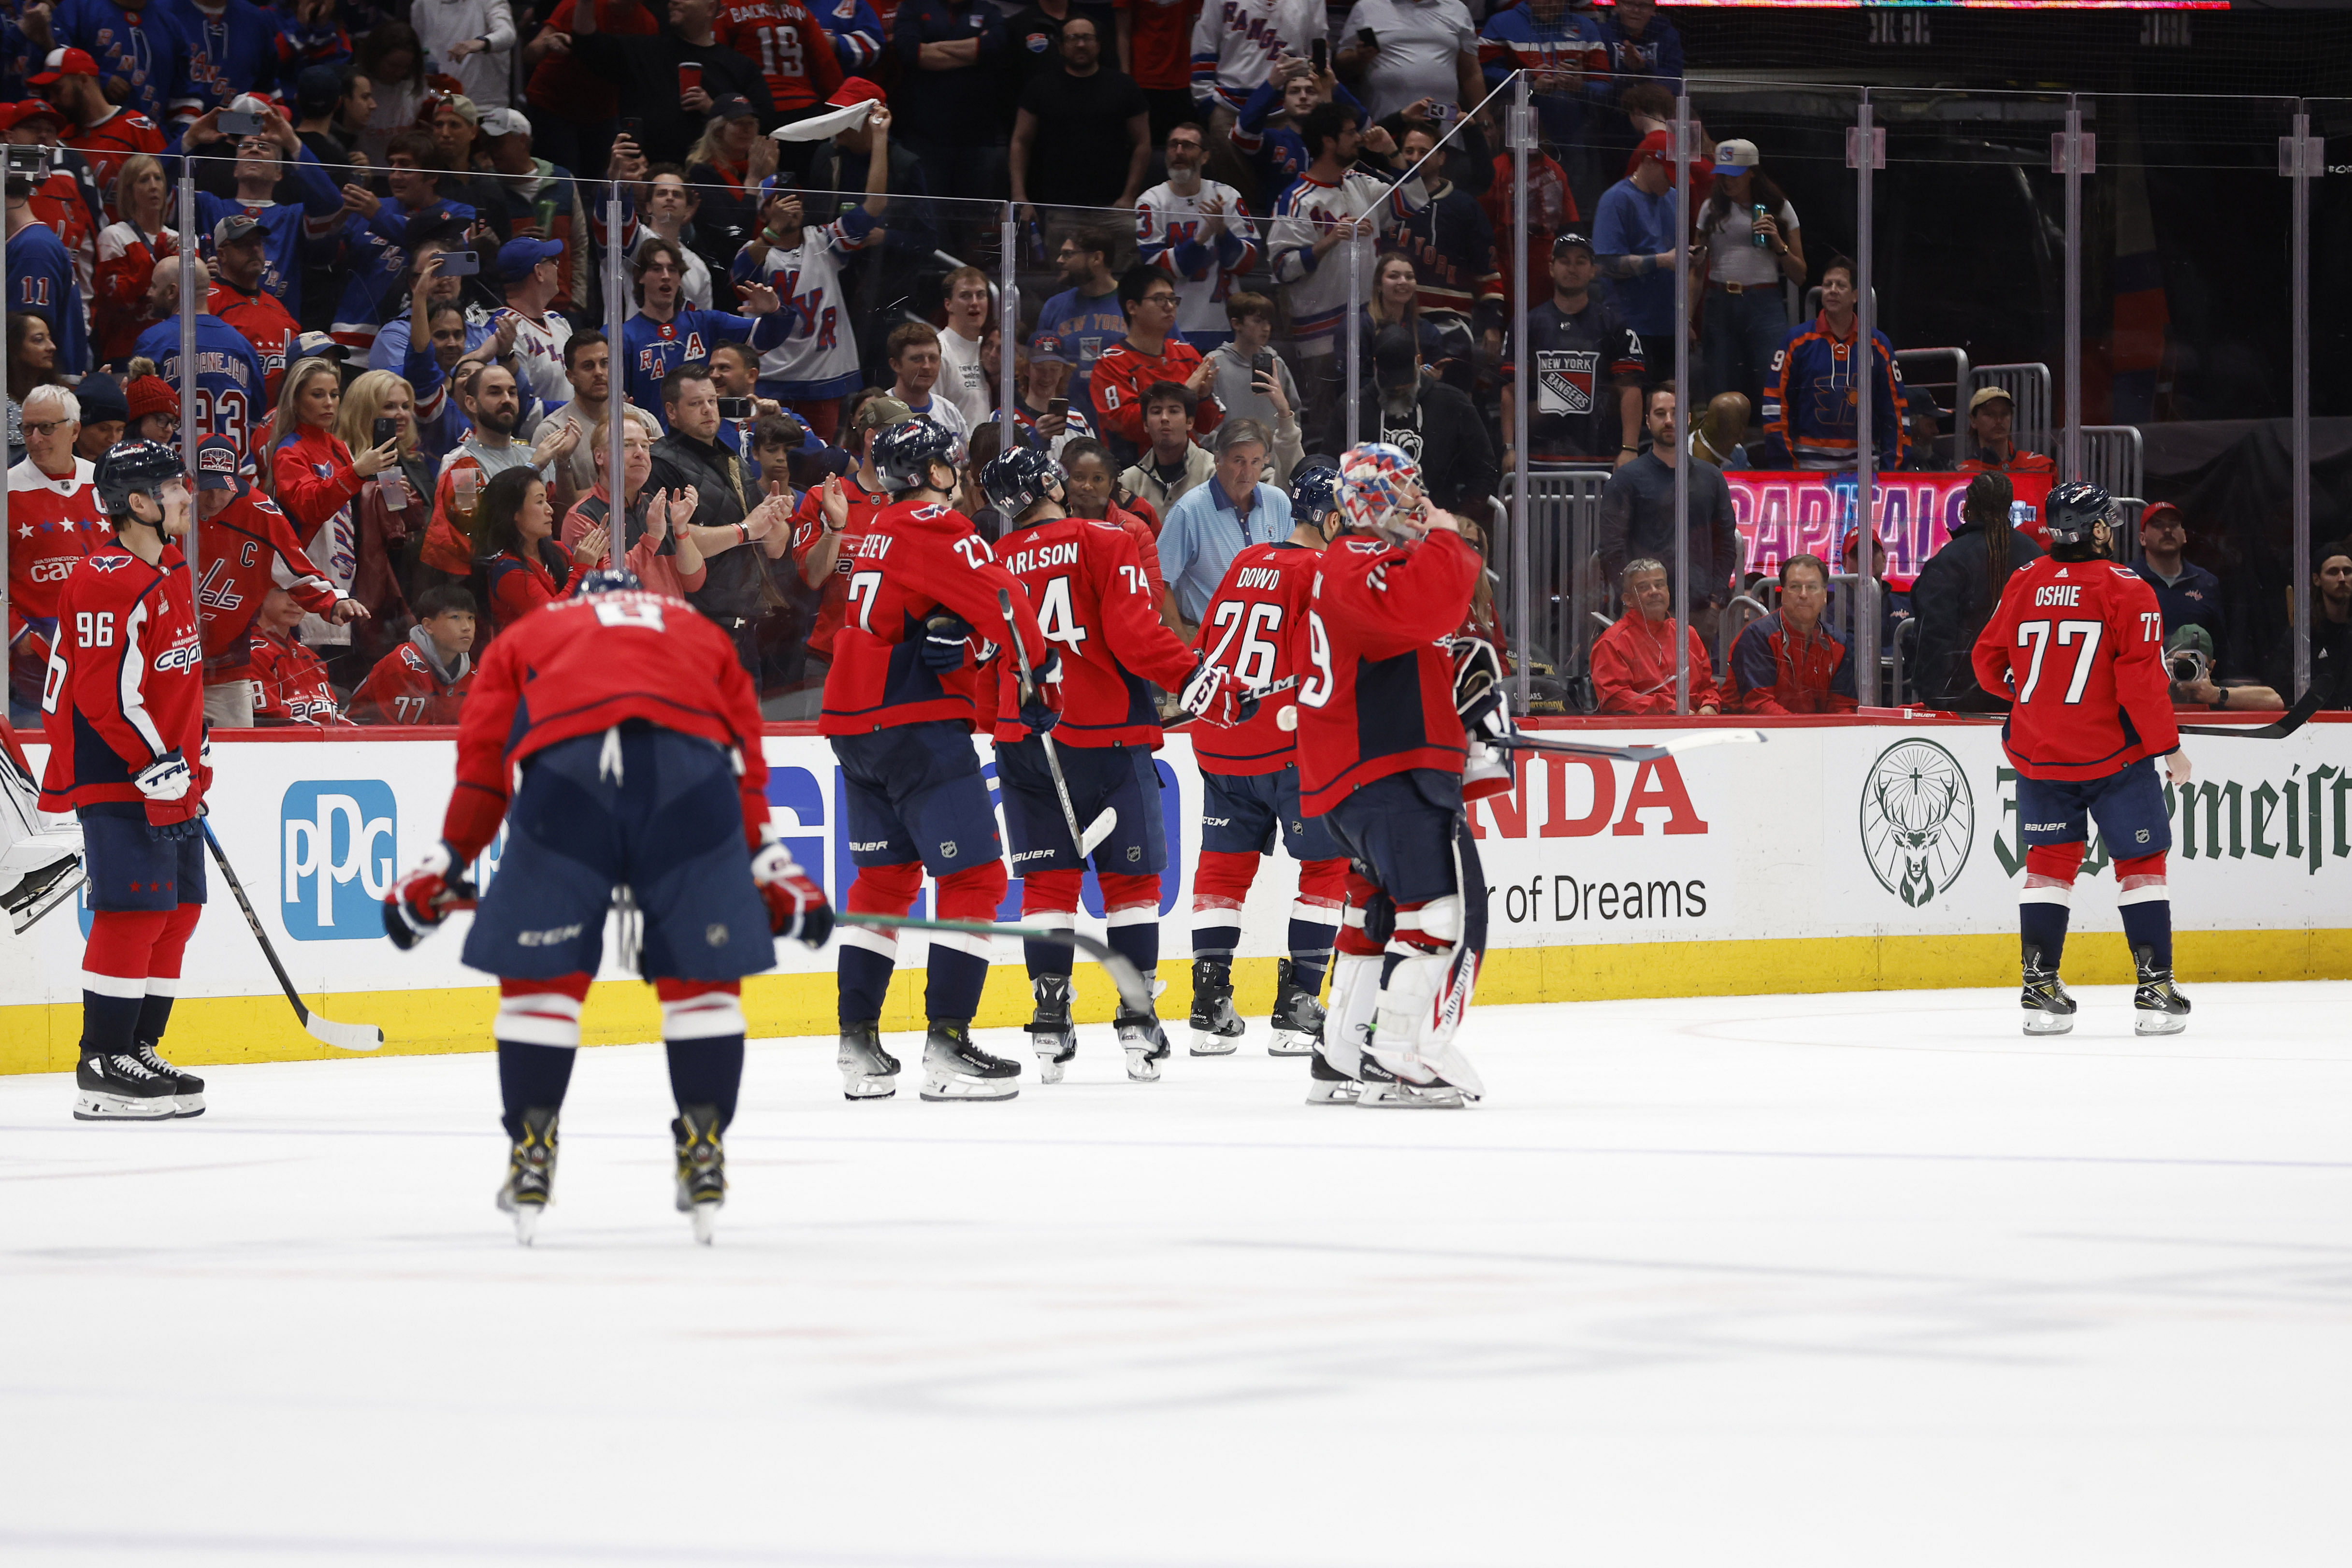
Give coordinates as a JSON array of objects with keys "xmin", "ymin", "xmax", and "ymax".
[
  {"xmin": 134, "ymin": 749, "xmax": 192, "ymax": 803},
  {"xmin": 1178, "ymin": 658, "xmax": 1260, "ymax": 729},
  {"xmin": 1019, "ymin": 648, "xmax": 1064, "ymax": 734},
  {"xmin": 751, "ymin": 840, "xmax": 833, "ymax": 948},
  {"xmin": 383, "ymin": 842, "xmax": 479, "ymax": 950},
  {"xmin": 1450, "ymin": 637, "xmax": 1509, "ymax": 744},
  {"xmin": 920, "ymin": 613, "xmax": 975, "ymax": 672}
]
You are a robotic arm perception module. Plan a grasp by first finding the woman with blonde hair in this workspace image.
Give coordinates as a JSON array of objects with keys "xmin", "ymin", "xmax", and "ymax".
[
  {"xmin": 95, "ymin": 155, "xmax": 178, "ymax": 363},
  {"xmin": 269, "ymin": 357, "xmax": 401, "ymax": 662},
  {"xmin": 337, "ymin": 368, "xmax": 437, "ymax": 611}
]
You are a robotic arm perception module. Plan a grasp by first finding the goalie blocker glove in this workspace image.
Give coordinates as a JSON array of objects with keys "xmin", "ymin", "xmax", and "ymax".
[
  {"xmin": 751, "ymin": 840, "xmax": 834, "ymax": 948},
  {"xmin": 383, "ymin": 842, "xmax": 478, "ymax": 949}
]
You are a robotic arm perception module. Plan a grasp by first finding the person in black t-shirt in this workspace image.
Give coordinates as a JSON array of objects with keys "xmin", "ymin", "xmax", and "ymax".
[
  {"xmin": 1010, "ymin": 15, "xmax": 1152, "ymax": 218},
  {"xmin": 1005, "ymin": 0, "xmax": 1119, "ymax": 99},
  {"xmin": 1499, "ymin": 232, "xmax": 1647, "ymax": 466}
]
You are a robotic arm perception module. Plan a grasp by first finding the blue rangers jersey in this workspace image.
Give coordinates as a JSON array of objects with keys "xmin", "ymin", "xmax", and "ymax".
[
  {"xmin": 6, "ymin": 224, "xmax": 90, "ymax": 375},
  {"xmin": 729, "ymin": 205, "xmax": 876, "ymax": 400},
  {"xmin": 52, "ymin": 0, "xmax": 190, "ymax": 125},
  {"xmin": 818, "ymin": 0, "xmax": 884, "ymax": 71},
  {"xmin": 193, "ymin": 148, "xmax": 346, "ymax": 317},
  {"xmin": 621, "ymin": 307, "xmax": 793, "ymax": 428},
  {"xmin": 134, "ymin": 313, "xmax": 267, "ymax": 457},
  {"xmin": 159, "ymin": 0, "xmax": 283, "ymax": 124}
]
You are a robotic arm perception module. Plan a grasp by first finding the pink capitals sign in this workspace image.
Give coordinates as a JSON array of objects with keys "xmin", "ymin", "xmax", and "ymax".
[{"xmin": 1725, "ymin": 471, "xmax": 2053, "ymax": 588}]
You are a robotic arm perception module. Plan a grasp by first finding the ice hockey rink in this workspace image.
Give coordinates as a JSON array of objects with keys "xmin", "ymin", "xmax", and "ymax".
[{"xmin": 4, "ymin": 983, "xmax": 2348, "ymax": 1568}]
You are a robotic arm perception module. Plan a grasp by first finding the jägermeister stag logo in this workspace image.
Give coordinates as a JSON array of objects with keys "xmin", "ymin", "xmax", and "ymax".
[{"xmin": 1861, "ymin": 739, "xmax": 1975, "ymax": 906}]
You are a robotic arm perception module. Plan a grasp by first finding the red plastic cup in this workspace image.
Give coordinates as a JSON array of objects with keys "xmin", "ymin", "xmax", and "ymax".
[{"xmin": 679, "ymin": 62, "xmax": 703, "ymax": 96}]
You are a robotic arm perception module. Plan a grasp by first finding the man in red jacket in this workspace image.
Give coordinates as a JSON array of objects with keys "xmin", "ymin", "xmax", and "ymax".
[
  {"xmin": 1592, "ymin": 559, "xmax": 1723, "ymax": 715},
  {"xmin": 38, "ymin": 442, "xmax": 210, "ymax": 1122},
  {"xmin": 1088, "ymin": 266, "xmax": 1222, "ymax": 458},
  {"xmin": 1296, "ymin": 443, "xmax": 1487, "ymax": 1109},
  {"xmin": 1972, "ymin": 481, "xmax": 2192, "ymax": 1039},
  {"xmin": 1730, "ymin": 553, "xmax": 1856, "ymax": 715}
]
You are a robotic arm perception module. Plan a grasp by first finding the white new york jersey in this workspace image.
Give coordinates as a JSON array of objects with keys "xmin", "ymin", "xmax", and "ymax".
[
  {"xmin": 1136, "ymin": 180, "xmax": 1260, "ymax": 342},
  {"xmin": 736, "ymin": 207, "xmax": 877, "ymax": 397}
]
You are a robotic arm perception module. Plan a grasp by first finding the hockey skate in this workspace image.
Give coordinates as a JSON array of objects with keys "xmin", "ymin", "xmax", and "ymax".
[
  {"xmin": 1026, "ymin": 975, "xmax": 1078, "ymax": 1084},
  {"xmin": 1358, "ymin": 941, "xmax": 1485, "ymax": 1108},
  {"xmin": 2020, "ymin": 952, "xmax": 2076, "ymax": 1036},
  {"xmin": 131, "ymin": 1041, "xmax": 204, "ymax": 1117},
  {"xmin": 1305, "ymin": 1045, "xmax": 1362, "ymax": 1105},
  {"xmin": 495, "ymin": 1107, "xmax": 559, "ymax": 1245},
  {"xmin": 837, "ymin": 1022, "xmax": 900, "ymax": 1100},
  {"xmin": 72, "ymin": 1050, "xmax": 181, "ymax": 1121},
  {"xmin": 1267, "ymin": 958, "xmax": 1325, "ymax": 1057},
  {"xmin": 672, "ymin": 1105, "xmax": 726, "ymax": 1245},
  {"xmin": 1116, "ymin": 1004, "xmax": 1173, "ymax": 1082},
  {"xmin": 920, "ymin": 1020, "xmax": 1020, "ymax": 1101},
  {"xmin": 1188, "ymin": 957, "xmax": 1244, "ymax": 1055},
  {"xmin": 2132, "ymin": 948, "xmax": 2191, "ymax": 1036}
]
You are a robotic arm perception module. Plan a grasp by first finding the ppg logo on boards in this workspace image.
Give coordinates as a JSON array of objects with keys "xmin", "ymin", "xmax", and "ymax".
[{"xmin": 282, "ymin": 782, "xmax": 396, "ymax": 940}]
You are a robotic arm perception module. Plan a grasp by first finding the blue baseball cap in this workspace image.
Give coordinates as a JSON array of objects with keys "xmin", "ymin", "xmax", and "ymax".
[{"xmin": 497, "ymin": 236, "xmax": 563, "ymax": 282}]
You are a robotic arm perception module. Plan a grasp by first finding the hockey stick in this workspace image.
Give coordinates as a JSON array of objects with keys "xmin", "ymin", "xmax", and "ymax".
[
  {"xmin": 996, "ymin": 589, "xmax": 1116, "ymax": 858},
  {"xmin": 2176, "ymin": 672, "xmax": 2336, "ymax": 740},
  {"xmin": 200, "ymin": 820, "xmax": 383, "ymax": 1051},
  {"xmin": 835, "ymin": 912, "xmax": 1153, "ymax": 1014},
  {"xmin": 1498, "ymin": 727, "xmax": 1769, "ymax": 764}
]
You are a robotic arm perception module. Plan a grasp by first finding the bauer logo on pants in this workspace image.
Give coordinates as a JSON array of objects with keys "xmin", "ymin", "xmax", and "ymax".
[{"xmin": 281, "ymin": 781, "xmax": 398, "ymax": 940}]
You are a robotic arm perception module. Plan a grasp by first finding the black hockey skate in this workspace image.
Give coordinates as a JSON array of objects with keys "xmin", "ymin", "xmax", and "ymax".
[
  {"xmin": 2020, "ymin": 950, "xmax": 2076, "ymax": 1037},
  {"xmin": 131, "ymin": 1040, "xmax": 204, "ymax": 1117},
  {"xmin": 1356, "ymin": 1056, "xmax": 1468, "ymax": 1110},
  {"xmin": 920, "ymin": 1020, "xmax": 1020, "ymax": 1102},
  {"xmin": 72, "ymin": 1050, "xmax": 180, "ymax": 1121},
  {"xmin": 1027, "ymin": 974, "xmax": 1078, "ymax": 1083},
  {"xmin": 2132, "ymin": 947, "xmax": 2191, "ymax": 1037},
  {"xmin": 1267, "ymin": 958, "xmax": 1325, "ymax": 1058},
  {"xmin": 1116, "ymin": 1004, "xmax": 1173, "ymax": 1082},
  {"xmin": 1188, "ymin": 957, "xmax": 1245, "ymax": 1055},
  {"xmin": 1305, "ymin": 1045, "xmax": 1362, "ymax": 1106},
  {"xmin": 672, "ymin": 1105, "xmax": 726, "ymax": 1245},
  {"xmin": 496, "ymin": 1107, "xmax": 559, "ymax": 1245},
  {"xmin": 837, "ymin": 1021, "xmax": 900, "ymax": 1100}
]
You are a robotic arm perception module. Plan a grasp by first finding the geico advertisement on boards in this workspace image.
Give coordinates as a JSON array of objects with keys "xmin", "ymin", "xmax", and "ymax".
[{"xmin": 6, "ymin": 724, "xmax": 2345, "ymax": 1009}]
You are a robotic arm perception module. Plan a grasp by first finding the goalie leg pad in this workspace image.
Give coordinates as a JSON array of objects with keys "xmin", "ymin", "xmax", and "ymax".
[
  {"xmin": 1320, "ymin": 952, "xmax": 1382, "ymax": 1081},
  {"xmin": 1368, "ymin": 942, "xmax": 1486, "ymax": 1100}
]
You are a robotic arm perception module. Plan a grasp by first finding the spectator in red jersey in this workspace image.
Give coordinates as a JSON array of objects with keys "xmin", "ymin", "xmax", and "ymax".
[
  {"xmin": 1090, "ymin": 265, "xmax": 1221, "ymax": 461},
  {"xmin": 210, "ymin": 215, "xmax": 302, "ymax": 409},
  {"xmin": 559, "ymin": 406, "xmax": 710, "ymax": 602},
  {"xmin": 1730, "ymin": 553, "xmax": 1858, "ymax": 716},
  {"xmin": 476, "ymin": 466, "xmax": 585, "ymax": 630},
  {"xmin": 5, "ymin": 385, "xmax": 109, "ymax": 718},
  {"xmin": 1592, "ymin": 559, "xmax": 1722, "ymax": 715},
  {"xmin": 191, "ymin": 432, "xmax": 359, "ymax": 726},
  {"xmin": 270, "ymin": 357, "xmax": 402, "ymax": 670},
  {"xmin": 93, "ymin": 155, "xmax": 177, "ymax": 364},
  {"xmin": 248, "ymin": 585, "xmax": 358, "ymax": 726},
  {"xmin": 1480, "ymin": 135, "xmax": 1573, "ymax": 321},
  {"xmin": 521, "ymin": 0, "xmax": 661, "ymax": 178},
  {"xmin": 721, "ymin": 0, "xmax": 845, "ymax": 131},
  {"xmin": 41, "ymin": 47, "xmax": 166, "ymax": 197},
  {"xmin": 349, "ymin": 584, "xmax": 478, "ymax": 725}
]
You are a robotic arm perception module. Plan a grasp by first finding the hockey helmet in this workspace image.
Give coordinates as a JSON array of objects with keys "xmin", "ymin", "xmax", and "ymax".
[
  {"xmin": 93, "ymin": 439, "xmax": 184, "ymax": 525},
  {"xmin": 981, "ymin": 445, "xmax": 1062, "ymax": 521},
  {"xmin": 574, "ymin": 566, "xmax": 643, "ymax": 596},
  {"xmin": 2045, "ymin": 480, "xmax": 2114, "ymax": 547},
  {"xmin": 1335, "ymin": 442, "xmax": 1424, "ymax": 538},
  {"xmin": 871, "ymin": 418, "xmax": 960, "ymax": 495},
  {"xmin": 1289, "ymin": 463, "xmax": 1342, "ymax": 529}
]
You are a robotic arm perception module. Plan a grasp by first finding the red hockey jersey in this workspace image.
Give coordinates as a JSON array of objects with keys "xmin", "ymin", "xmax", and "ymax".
[
  {"xmin": 210, "ymin": 280, "xmax": 302, "ymax": 410},
  {"xmin": 989, "ymin": 513, "xmax": 1196, "ymax": 748},
  {"xmin": 196, "ymin": 482, "xmax": 344, "ymax": 676},
  {"xmin": 817, "ymin": 498, "xmax": 1048, "ymax": 737},
  {"xmin": 348, "ymin": 633, "xmax": 473, "ymax": 725},
  {"xmin": 1973, "ymin": 553, "xmax": 2179, "ymax": 781},
  {"xmin": 38, "ymin": 540, "xmax": 207, "ymax": 813},
  {"xmin": 250, "ymin": 626, "xmax": 353, "ymax": 725},
  {"xmin": 7, "ymin": 457, "xmax": 110, "ymax": 622},
  {"xmin": 720, "ymin": 0, "xmax": 845, "ymax": 111},
  {"xmin": 1191, "ymin": 539, "xmax": 1321, "ymax": 776},
  {"xmin": 443, "ymin": 589, "xmax": 772, "ymax": 861},
  {"xmin": 1088, "ymin": 336, "xmax": 1223, "ymax": 450},
  {"xmin": 789, "ymin": 472, "xmax": 890, "ymax": 663},
  {"xmin": 1295, "ymin": 527, "xmax": 1480, "ymax": 817}
]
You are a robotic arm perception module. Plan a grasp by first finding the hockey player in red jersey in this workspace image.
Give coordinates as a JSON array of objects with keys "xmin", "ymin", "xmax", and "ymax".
[
  {"xmin": 189, "ymin": 434, "xmax": 361, "ymax": 726},
  {"xmin": 1184, "ymin": 462, "xmax": 1351, "ymax": 1065},
  {"xmin": 1973, "ymin": 481, "xmax": 2193, "ymax": 1037},
  {"xmin": 820, "ymin": 420, "xmax": 1056, "ymax": 1103},
  {"xmin": 1296, "ymin": 443, "xmax": 1489, "ymax": 1108},
  {"xmin": 384, "ymin": 567, "xmax": 832, "ymax": 1245},
  {"xmin": 36, "ymin": 441, "xmax": 211, "ymax": 1122},
  {"xmin": 979, "ymin": 446, "xmax": 1252, "ymax": 1083}
]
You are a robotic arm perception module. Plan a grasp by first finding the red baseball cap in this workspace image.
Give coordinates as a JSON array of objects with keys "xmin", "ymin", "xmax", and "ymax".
[
  {"xmin": 826, "ymin": 77, "xmax": 886, "ymax": 111},
  {"xmin": 29, "ymin": 48, "xmax": 100, "ymax": 86},
  {"xmin": 3, "ymin": 98, "xmax": 67, "ymax": 131}
]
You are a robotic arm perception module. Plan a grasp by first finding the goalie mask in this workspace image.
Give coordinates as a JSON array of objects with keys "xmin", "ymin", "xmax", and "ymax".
[{"xmin": 1336, "ymin": 442, "xmax": 1425, "ymax": 539}]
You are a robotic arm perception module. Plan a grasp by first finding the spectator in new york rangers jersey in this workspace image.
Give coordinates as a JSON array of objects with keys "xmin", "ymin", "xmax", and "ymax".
[
  {"xmin": 492, "ymin": 237, "xmax": 575, "ymax": 410},
  {"xmin": 46, "ymin": 0, "xmax": 192, "ymax": 127},
  {"xmin": 817, "ymin": 0, "xmax": 884, "ymax": 73},
  {"xmin": 134, "ymin": 260, "xmax": 268, "ymax": 455},
  {"xmin": 1267, "ymin": 101, "xmax": 1427, "ymax": 451},
  {"xmin": 1231, "ymin": 57, "xmax": 1361, "ymax": 202},
  {"xmin": 1188, "ymin": 0, "xmax": 1321, "ymax": 120},
  {"xmin": 620, "ymin": 238, "xmax": 791, "ymax": 427},
  {"xmin": 733, "ymin": 168, "xmax": 883, "ymax": 444},
  {"xmin": 5, "ymin": 156, "xmax": 92, "ymax": 376},
  {"xmin": 180, "ymin": 104, "xmax": 350, "ymax": 322},
  {"xmin": 1478, "ymin": 0, "xmax": 1606, "ymax": 149},
  {"xmin": 164, "ymin": 0, "xmax": 287, "ymax": 126},
  {"xmin": 1499, "ymin": 231, "xmax": 1644, "ymax": 465},
  {"xmin": 1032, "ymin": 228, "xmax": 1127, "ymax": 415},
  {"xmin": 1137, "ymin": 120, "xmax": 1257, "ymax": 351}
]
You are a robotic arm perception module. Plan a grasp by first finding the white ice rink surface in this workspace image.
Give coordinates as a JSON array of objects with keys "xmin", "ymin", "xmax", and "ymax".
[{"xmin": 4, "ymin": 983, "xmax": 2350, "ymax": 1568}]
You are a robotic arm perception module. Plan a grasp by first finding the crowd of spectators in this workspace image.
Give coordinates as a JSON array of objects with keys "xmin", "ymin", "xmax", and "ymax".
[{"xmin": 0, "ymin": 0, "xmax": 2312, "ymax": 726}]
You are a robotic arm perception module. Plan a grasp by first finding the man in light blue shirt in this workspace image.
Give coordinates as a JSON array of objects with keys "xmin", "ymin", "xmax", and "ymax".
[
  {"xmin": 1156, "ymin": 418, "xmax": 1292, "ymax": 627},
  {"xmin": 1590, "ymin": 136, "xmax": 1680, "ymax": 370}
]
